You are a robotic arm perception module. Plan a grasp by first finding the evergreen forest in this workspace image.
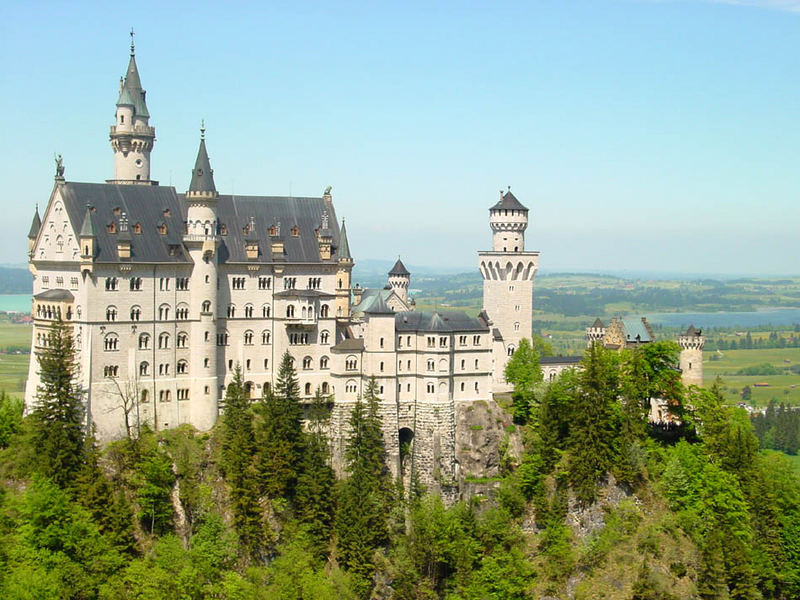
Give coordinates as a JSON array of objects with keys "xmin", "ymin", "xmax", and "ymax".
[{"xmin": 0, "ymin": 319, "xmax": 799, "ymax": 599}]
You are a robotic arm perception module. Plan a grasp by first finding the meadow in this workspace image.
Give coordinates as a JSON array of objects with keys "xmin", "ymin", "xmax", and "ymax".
[
  {"xmin": 0, "ymin": 320, "xmax": 31, "ymax": 399},
  {"xmin": 703, "ymin": 347, "xmax": 800, "ymax": 407}
]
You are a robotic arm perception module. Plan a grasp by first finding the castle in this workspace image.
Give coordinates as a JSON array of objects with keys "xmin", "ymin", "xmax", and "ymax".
[{"xmin": 24, "ymin": 40, "xmax": 539, "ymax": 491}]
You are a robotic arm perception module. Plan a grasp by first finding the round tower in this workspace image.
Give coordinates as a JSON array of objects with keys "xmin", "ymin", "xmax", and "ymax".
[
  {"xmin": 108, "ymin": 31, "xmax": 156, "ymax": 184},
  {"xmin": 184, "ymin": 124, "xmax": 219, "ymax": 429},
  {"xmin": 489, "ymin": 188, "xmax": 528, "ymax": 252},
  {"xmin": 388, "ymin": 257, "xmax": 410, "ymax": 304},
  {"xmin": 679, "ymin": 325, "xmax": 705, "ymax": 388}
]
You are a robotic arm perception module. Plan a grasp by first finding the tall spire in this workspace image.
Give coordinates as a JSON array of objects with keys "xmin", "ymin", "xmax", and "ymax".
[
  {"xmin": 188, "ymin": 124, "xmax": 217, "ymax": 194},
  {"xmin": 338, "ymin": 219, "xmax": 351, "ymax": 260},
  {"xmin": 28, "ymin": 205, "xmax": 41, "ymax": 240}
]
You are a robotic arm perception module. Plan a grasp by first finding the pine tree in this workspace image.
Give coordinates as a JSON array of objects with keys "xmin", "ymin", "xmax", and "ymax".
[
  {"xmin": 29, "ymin": 317, "xmax": 86, "ymax": 489},
  {"xmin": 698, "ymin": 527, "xmax": 728, "ymax": 600},
  {"xmin": 254, "ymin": 351, "xmax": 304, "ymax": 499},
  {"xmin": 336, "ymin": 378, "xmax": 391, "ymax": 596},
  {"xmin": 504, "ymin": 338, "xmax": 543, "ymax": 423},
  {"xmin": 220, "ymin": 366, "xmax": 261, "ymax": 554},
  {"xmin": 295, "ymin": 387, "xmax": 336, "ymax": 556}
]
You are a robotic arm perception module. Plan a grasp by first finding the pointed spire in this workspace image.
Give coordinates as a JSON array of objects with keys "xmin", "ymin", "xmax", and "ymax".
[
  {"xmin": 365, "ymin": 292, "xmax": 394, "ymax": 315},
  {"xmin": 28, "ymin": 205, "xmax": 41, "ymax": 239},
  {"xmin": 188, "ymin": 124, "xmax": 217, "ymax": 194},
  {"xmin": 116, "ymin": 30, "xmax": 149, "ymax": 118},
  {"xmin": 79, "ymin": 204, "xmax": 96, "ymax": 238},
  {"xmin": 338, "ymin": 219, "xmax": 351, "ymax": 260}
]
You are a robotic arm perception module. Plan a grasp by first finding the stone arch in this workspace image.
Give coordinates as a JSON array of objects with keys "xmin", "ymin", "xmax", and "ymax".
[{"xmin": 399, "ymin": 427, "xmax": 414, "ymax": 463}]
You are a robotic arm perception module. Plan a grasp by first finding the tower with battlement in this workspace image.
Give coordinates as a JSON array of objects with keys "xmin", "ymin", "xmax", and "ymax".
[
  {"xmin": 679, "ymin": 325, "xmax": 704, "ymax": 387},
  {"xmin": 478, "ymin": 189, "xmax": 539, "ymax": 391}
]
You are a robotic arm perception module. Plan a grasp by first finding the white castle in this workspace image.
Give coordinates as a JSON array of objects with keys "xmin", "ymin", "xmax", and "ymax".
[{"xmin": 24, "ymin": 41, "xmax": 542, "ymax": 491}]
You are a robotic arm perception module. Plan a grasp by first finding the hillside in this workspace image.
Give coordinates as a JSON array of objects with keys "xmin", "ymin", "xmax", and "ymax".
[{"xmin": 1, "ymin": 331, "xmax": 798, "ymax": 599}]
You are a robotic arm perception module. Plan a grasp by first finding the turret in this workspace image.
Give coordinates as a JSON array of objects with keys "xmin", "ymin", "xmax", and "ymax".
[
  {"xmin": 183, "ymin": 125, "xmax": 219, "ymax": 430},
  {"xmin": 586, "ymin": 318, "xmax": 606, "ymax": 345},
  {"xmin": 489, "ymin": 189, "xmax": 528, "ymax": 252},
  {"xmin": 679, "ymin": 325, "xmax": 705, "ymax": 387},
  {"xmin": 388, "ymin": 257, "xmax": 410, "ymax": 304},
  {"xmin": 108, "ymin": 31, "xmax": 156, "ymax": 184},
  {"xmin": 79, "ymin": 204, "xmax": 96, "ymax": 275},
  {"xmin": 27, "ymin": 205, "xmax": 41, "ymax": 256},
  {"xmin": 335, "ymin": 219, "xmax": 353, "ymax": 318}
]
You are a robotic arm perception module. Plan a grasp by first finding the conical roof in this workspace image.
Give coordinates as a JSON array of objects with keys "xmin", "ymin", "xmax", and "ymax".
[
  {"xmin": 684, "ymin": 325, "xmax": 701, "ymax": 336},
  {"xmin": 28, "ymin": 207, "xmax": 41, "ymax": 239},
  {"xmin": 338, "ymin": 220, "xmax": 351, "ymax": 260},
  {"xmin": 79, "ymin": 205, "xmax": 96, "ymax": 237},
  {"xmin": 116, "ymin": 50, "xmax": 150, "ymax": 118},
  {"xmin": 389, "ymin": 257, "xmax": 410, "ymax": 276},
  {"xmin": 491, "ymin": 190, "xmax": 528, "ymax": 211},
  {"xmin": 592, "ymin": 318, "xmax": 604, "ymax": 328},
  {"xmin": 188, "ymin": 134, "xmax": 217, "ymax": 194}
]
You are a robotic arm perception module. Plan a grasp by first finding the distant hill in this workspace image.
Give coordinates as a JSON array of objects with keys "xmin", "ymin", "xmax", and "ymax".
[{"xmin": 0, "ymin": 267, "xmax": 31, "ymax": 294}]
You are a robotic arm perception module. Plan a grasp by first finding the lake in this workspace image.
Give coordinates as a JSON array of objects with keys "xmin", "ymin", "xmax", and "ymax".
[
  {"xmin": 645, "ymin": 308, "xmax": 800, "ymax": 329},
  {"xmin": 0, "ymin": 295, "xmax": 31, "ymax": 313}
]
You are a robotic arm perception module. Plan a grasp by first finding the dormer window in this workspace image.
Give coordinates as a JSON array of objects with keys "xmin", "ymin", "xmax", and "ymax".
[
  {"xmin": 268, "ymin": 225, "xmax": 277, "ymax": 236},
  {"xmin": 113, "ymin": 207, "xmax": 121, "ymax": 216},
  {"xmin": 220, "ymin": 224, "xmax": 227, "ymax": 235},
  {"xmin": 291, "ymin": 225, "xmax": 299, "ymax": 237},
  {"xmin": 133, "ymin": 222, "xmax": 142, "ymax": 234},
  {"xmin": 157, "ymin": 222, "xmax": 167, "ymax": 235},
  {"xmin": 163, "ymin": 209, "xmax": 171, "ymax": 217},
  {"xmin": 107, "ymin": 222, "xmax": 117, "ymax": 234}
]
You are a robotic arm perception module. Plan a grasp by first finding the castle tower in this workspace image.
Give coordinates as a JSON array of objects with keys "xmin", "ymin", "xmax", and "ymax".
[
  {"xmin": 108, "ymin": 32, "xmax": 156, "ymax": 185},
  {"xmin": 679, "ymin": 325, "xmax": 704, "ymax": 388},
  {"xmin": 478, "ymin": 189, "xmax": 539, "ymax": 392},
  {"xmin": 586, "ymin": 318, "xmax": 606, "ymax": 345},
  {"xmin": 183, "ymin": 125, "xmax": 219, "ymax": 429},
  {"xmin": 335, "ymin": 220, "xmax": 353, "ymax": 318},
  {"xmin": 388, "ymin": 257, "xmax": 410, "ymax": 304}
]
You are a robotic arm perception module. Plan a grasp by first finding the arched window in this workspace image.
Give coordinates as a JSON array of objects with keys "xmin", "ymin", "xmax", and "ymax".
[
  {"xmin": 302, "ymin": 356, "xmax": 312, "ymax": 370},
  {"xmin": 345, "ymin": 379, "xmax": 357, "ymax": 393},
  {"xmin": 138, "ymin": 333, "xmax": 150, "ymax": 350},
  {"xmin": 177, "ymin": 332, "xmax": 188, "ymax": 348},
  {"xmin": 158, "ymin": 304, "xmax": 170, "ymax": 320},
  {"xmin": 262, "ymin": 304, "xmax": 271, "ymax": 318},
  {"xmin": 427, "ymin": 359, "xmax": 434, "ymax": 371},
  {"xmin": 139, "ymin": 361, "xmax": 149, "ymax": 376},
  {"xmin": 176, "ymin": 304, "xmax": 189, "ymax": 320},
  {"xmin": 130, "ymin": 305, "xmax": 141, "ymax": 321},
  {"xmin": 202, "ymin": 300, "xmax": 211, "ymax": 313},
  {"xmin": 304, "ymin": 382, "xmax": 312, "ymax": 395},
  {"xmin": 322, "ymin": 381, "xmax": 329, "ymax": 394},
  {"xmin": 507, "ymin": 345, "xmax": 515, "ymax": 356},
  {"xmin": 244, "ymin": 304, "xmax": 253, "ymax": 318},
  {"xmin": 320, "ymin": 304, "xmax": 329, "ymax": 318},
  {"xmin": 460, "ymin": 382, "xmax": 465, "ymax": 392},
  {"xmin": 103, "ymin": 333, "xmax": 119, "ymax": 351},
  {"xmin": 106, "ymin": 306, "xmax": 117, "ymax": 321},
  {"xmin": 129, "ymin": 277, "xmax": 141, "ymax": 291},
  {"xmin": 345, "ymin": 356, "xmax": 358, "ymax": 371},
  {"xmin": 261, "ymin": 330, "xmax": 271, "ymax": 345},
  {"xmin": 158, "ymin": 332, "xmax": 170, "ymax": 349},
  {"xmin": 320, "ymin": 356, "xmax": 329, "ymax": 369},
  {"xmin": 227, "ymin": 304, "xmax": 236, "ymax": 318},
  {"xmin": 141, "ymin": 389, "xmax": 149, "ymax": 403},
  {"xmin": 426, "ymin": 383, "xmax": 434, "ymax": 394},
  {"xmin": 286, "ymin": 305, "xmax": 295, "ymax": 318},
  {"xmin": 320, "ymin": 330, "xmax": 330, "ymax": 345},
  {"xmin": 244, "ymin": 330, "xmax": 254, "ymax": 345},
  {"xmin": 514, "ymin": 322, "xmax": 520, "ymax": 331},
  {"xmin": 177, "ymin": 360, "xmax": 188, "ymax": 374}
]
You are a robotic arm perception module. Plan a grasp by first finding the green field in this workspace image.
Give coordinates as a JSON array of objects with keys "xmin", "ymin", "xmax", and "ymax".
[
  {"xmin": 0, "ymin": 320, "xmax": 31, "ymax": 399},
  {"xmin": 703, "ymin": 347, "xmax": 800, "ymax": 407}
]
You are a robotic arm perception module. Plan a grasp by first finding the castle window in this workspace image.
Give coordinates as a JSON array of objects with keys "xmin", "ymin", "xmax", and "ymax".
[
  {"xmin": 380, "ymin": 337, "xmax": 384, "ymax": 349},
  {"xmin": 176, "ymin": 277, "xmax": 189, "ymax": 290},
  {"xmin": 427, "ymin": 359, "xmax": 434, "ymax": 372},
  {"xmin": 426, "ymin": 383, "xmax": 434, "ymax": 394},
  {"xmin": 159, "ymin": 278, "xmax": 170, "ymax": 291},
  {"xmin": 286, "ymin": 305, "xmax": 295, "ymax": 318},
  {"xmin": 103, "ymin": 334, "xmax": 119, "ymax": 351},
  {"xmin": 459, "ymin": 336, "xmax": 467, "ymax": 346},
  {"xmin": 105, "ymin": 277, "xmax": 118, "ymax": 291},
  {"xmin": 291, "ymin": 225, "xmax": 299, "ymax": 237},
  {"xmin": 158, "ymin": 305, "xmax": 170, "ymax": 320},
  {"xmin": 41, "ymin": 276, "xmax": 49, "ymax": 288},
  {"xmin": 158, "ymin": 333, "xmax": 170, "ymax": 349},
  {"xmin": 398, "ymin": 361, "xmax": 402, "ymax": 371},
  {"xmin": 227, "ymin": 304, "xmax": 236, "ymax": 318},
  {"xmin": 289, "ymin": 332, "xmax": 309, "ymax": 345},
  {"xmin": 175, "ymin": 332, "xmax": 187, "ymax": 348},
  {"xmin": 204, "ymin": 358, "xmax": 210, "ymax": 368},
  {"xmin": 262, "ymin": 304, "xmax": 271, "ymax": 318},
  {"xmin": 507, "ymin": 346, "xmax": 515, "ymax": 356},
  {"xmin": 107, "ymin": 222, "xmax": 117, "ymax": 234},
  {"xmin": 320, "ymin": 356, "xmax": 329, "ymax": 369},
  {"xmin": 232, "ymin": 277, "xmax": 246, "ymax": 290},
  {"xmin": 320, "ymin": 304, "xmax": 329, "ymax": 318},
  {"xmin": 258, "ymin": 276, "xmax": 271, "ymax": 290},
  {"xmin": 141, "ymin": 389, "xmax": 149, "ymax": 403},
  {"xmin": 244, "ymin": 304, "xmax": 253, "ymax": 318},
  {"xmin": 514, "ymin": 322, "xmax": 520, "ymax": 331},
  {"xmin": 56, "ymin": 236, "xmax": 64, "ymax": 253},
  {"xmin": 175, "ymin": 305, "xmax": 188, "ymax": 320},
  {"xmin": 322, "ymin": 382, "xmax": 329, "ymax": 394},
  {"xmin": 345, "ymin": 356, "xmax": 358, "ymax": 371},
  {"xmin": 133, "ymin": 222, "xmax": 142, "ymax": 234},
  {"xmin": 138, "ymin": 333, "xmax": 150, "ymax": 350},
  {"xmin": 202, "ymin": 300, "xmax": 211, "ymax": 313},
  {"xmin": 139, "ymin": 361, "xmax": 149, "ymax": 376},
  {"xmin": 408, "ymin": 359, "xmax": 411, "ymax": 369},
  {"xmin": 379, "ymin": 361, "xmax": 384, "ymax": 372},
  {"xmin": 460, "ymin": 382, "xmax": 465, "ymax": 392},
  {"xmin": 244, "ymin": 330, "xmax": 254, "ymax": 345},
  {"xmin": 129, "ymin": 277, "xmax": 142, "ymax": 291},
  {"xmin": 439, "ymin": 337, "xmax": 447, "ymax": 348},
  {"xmin": 475, "ymin": 382, "xmax": 479, "ymax": 392},
  {"xmin": 261, "ymin": 330, "xmax": 271, "ymax": 345},
  {"xmin": 177, "ymin": 389, "xmax": 190, "ymax": 401},
  {"xmin": 514, "ymin": 305, "xmax": 520, "ymax": 312},
  {"xmin": 157, "ymin": 222, "xmax": 167, "ymax": 235},
  {"xmin": 302, "ymin": 356, "xmax": 312, "ymax": 370},
  {"xmin": 106, "ymin": 306, "xmax": 117, "ymax": 321},
  {"xmin": 103, "ymin": 365, "xmax": 119, "ymax": 378},
  {"xmin": 70, "ymin": 277, "xmax": 79, "ymax": 290},
  {"xmin": 427, "ymin": 336, "xmax": 435, "ymax": 348},
  {"xmin": 304, "ymin": 382, "xmax": 311, "ymax": 395},
  {"xmin": 461, "ymin": 359, "xmax": 465, "ymax": 370},
  {"xmin": 475, "ymin": 359, "xmax": 479, "ymax": 369},
  {"xmin": 473, "ymin": 335, "xmax": 480, "ymax": 345},
  {"xmin": 217, "ymin": 332, "xmax": 229, "ymax": 346},
  {"xmin": 345, "ymin": 380, "xmax": 357, "ymax": 394},
  {"xmin": 263, "ymin": 359, "xmax": 269, "ymax": 369},
  {"xmin": 509, "ymin": 285, "xmax": 514, "ymax": 292},
  {"xmin": 159, "ymin": 390, "xmax": 171, "ymax": 403},
  {"xmin": 158, "ymin": 363, "xmax": 170, "ymax": 376},
  {"xmin": 320, "ymin": 330, "xmax": 330, "ymax": 345}
]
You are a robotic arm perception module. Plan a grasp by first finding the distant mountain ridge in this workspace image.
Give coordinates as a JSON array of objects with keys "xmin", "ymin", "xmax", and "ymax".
[{"xmin": 0, "ymin": 267, "xmax": 31, "ymax": 294}]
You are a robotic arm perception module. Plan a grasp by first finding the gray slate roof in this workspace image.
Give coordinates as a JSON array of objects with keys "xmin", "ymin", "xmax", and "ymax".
[
  {"xmin": 364, "ymin": 293, "xmax": 394, "ymax": 315},
  {"xmin": 621, "ymin": 318, "xmax": 653, "ymax": 343},
  {"xmin": 395, "ymin": 310, "xmax": 486, "ymax": 333},
  {"xmin": 28, "ymin": 208, "xmax": 41, "ymax": 239},
  {"xmin": 34, "ymin": 289, "xmax": 74, "ymax": 301},
  {"xmin": 338, "ymin": 220, "xmax": 351, "ymax": 260},
  {"xmin": 331, "ymin": 338, "xmax": 365, "ymax": 352},
  {"xmin": 189, "ymin": 138, "xmax": 216, "ymax": 193},
  {"xmin": 592, "ymin": 318, "xmax": 604, "ymax": 328},
  {"xmin": 490, "ymin": 190, "xmax": 528, "ymax": 212},
  {"xmin": 684, "ymin": 325, "xmax": 701, "ymax": 336},
  {"xmin": 116, "ymin": 52, "xmax": 150, "ymax": 119},
  {"xmin": 389, "ymin": 258, "xmax": 410, "ymax": 276}
]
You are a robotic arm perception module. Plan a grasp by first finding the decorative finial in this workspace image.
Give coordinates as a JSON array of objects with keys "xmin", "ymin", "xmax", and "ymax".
[
  {"xmin": 54, "ymin": 153, "xmax": 65, "ymax": 180},
  {"xmin": 324, "ymin": 185, "xmax": 332, "ymax": 196},
  {"xmin": 130, "ymin": 28, "xmax": 135, "ymax": 55},
  {"xmin": 508, "ymin": 185, "xmax": 511, "ymax": 191},
  {"xmin": 200, "ymin": 119, "xmax": 205, "ymax": 140}
]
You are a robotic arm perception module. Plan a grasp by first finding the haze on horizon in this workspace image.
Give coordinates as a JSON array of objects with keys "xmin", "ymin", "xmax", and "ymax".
[{"xmin": 2, "ymin": 1, "xmax": 799, "ymax": 276}]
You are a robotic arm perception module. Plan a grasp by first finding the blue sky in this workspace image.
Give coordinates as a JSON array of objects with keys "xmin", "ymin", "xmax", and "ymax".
[{"xmin": 1, "ymin": 0, "xmax": 799, "ymax": 274}]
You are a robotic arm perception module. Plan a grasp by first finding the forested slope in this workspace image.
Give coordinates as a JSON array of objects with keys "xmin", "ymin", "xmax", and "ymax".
[{"xmin": 0, "ymin": 320, "xmax": 798, "ymax": 599}]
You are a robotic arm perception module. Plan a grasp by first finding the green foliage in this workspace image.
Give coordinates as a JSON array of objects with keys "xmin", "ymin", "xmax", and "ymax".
[
  {"xmin": 29, "ymin": 318, "xmax": 86, "ymax": 489},
  {"xmin": 254, "ymin": 351, "xmax": 304, "ymax": 499},
  {"xmin": 504, "ymin": 338, "xmax": 543, "ymax": 423},
  {"xmin": 0, "ymin": 390, "xmax": 22, "ymax": 449},
  {"xmin": 134, "ymin": 443, "xmax": 175, "ymax": 535}
]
